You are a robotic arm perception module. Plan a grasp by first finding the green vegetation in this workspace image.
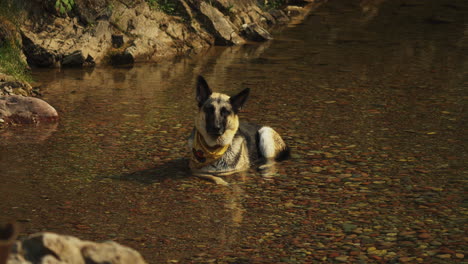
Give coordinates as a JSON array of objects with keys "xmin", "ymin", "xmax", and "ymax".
[
  {"xmin": 262, "ymin": 0, "xmax": 286, "ymax": 10},
  {"xmin": 0, "ymin": 42, "xmax": 32, "ymax": 83},
  {"xmin": 55, "ymin": 0, "xmax": 75, "ymax": 15},
  {"xmin": 145, "ymin": 0, "xmax": 191, "ymax": 22},
  {"xmin": 146, "ymin": 0, "xmax": 178, "ymax": 15},
  {"xmin": 0, "ymin": 1, "xmax": 31, "ymax": 82}
]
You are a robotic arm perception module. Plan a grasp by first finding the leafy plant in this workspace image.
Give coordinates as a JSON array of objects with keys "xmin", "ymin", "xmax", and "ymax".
[{"xmin": 55, "ymin": 0, "xmax": 75, "ymax": 15}]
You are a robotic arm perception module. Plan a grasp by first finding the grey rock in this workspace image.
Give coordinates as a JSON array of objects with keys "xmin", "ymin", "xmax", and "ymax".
[
  {"xmin": 21, "ymin": 18, "xmax": 111, "ymax": 67},
  {"xmin": 108, "ymin": 1, "xmax": 212, "ymax": 63},
  {"xmin": 62, "ymin": 50, "xmax": 86, "ymax": 67},
  {"xmin": 0, "ymin": 95, "xmax": 58, "ymax": 124},
  {"xmin": 74, "ymin": 0, "xmax": 112, "ymax": 25},
  {"xmin": 8, "ymin": 232, "xmax": 147, "ymax": 264},
  {"xmin": 241, "ymin": 23, "xmax": 272, "ymax": 42},
  {"xmin": 82, "ymin": 241, "xmax": 146, "ymax": 264},
  {"xmin": 269, "ymin": 9, "xmax": 290, "ymax": 24},
  {"xmin": 198, "ymin": 2, "xmax": 245, "ymax": 45},
  {"xmin": 0, "ymin": 79, "xmax": 33, "ymax": 97},
  {"xmin": 17, "ymin": 0, "xmax": 314, "ymax": 67}
]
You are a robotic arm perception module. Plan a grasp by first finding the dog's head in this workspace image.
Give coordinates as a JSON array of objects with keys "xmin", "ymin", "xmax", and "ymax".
[{"xmin": 195, "ymin": 75, "xmax": 250, "ymax": 147}]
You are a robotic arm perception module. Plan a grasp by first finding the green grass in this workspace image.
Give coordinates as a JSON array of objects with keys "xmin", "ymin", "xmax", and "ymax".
[
  {"xmin": 0, "ymin": 1, "xmax": 31, "ymax": 82},
  {"xmin": 0, "ymin": 43, "xmax": 32, "ymax": 83},
  {"xmin": 146, "ymin": 0, "xmax": 179, "ymax": 15}
]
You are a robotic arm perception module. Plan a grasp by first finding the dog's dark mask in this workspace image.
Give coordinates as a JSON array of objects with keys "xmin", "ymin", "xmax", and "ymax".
[
  {"xmin": 196, "ymin": 75, "xmax": 250, "ymax": 138},
  {"xmin": 203, "ymin": 102, "xmax": 230, "ymax": 136}
]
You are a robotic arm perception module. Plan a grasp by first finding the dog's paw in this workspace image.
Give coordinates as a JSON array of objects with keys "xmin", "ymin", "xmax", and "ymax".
[
  {"xmin": 213, "ymin": 177, "xmax": 229, "ymax": 186},
  {"xmin": 196, "ymin": 174, "xmax": 229, "ymax": 186}
]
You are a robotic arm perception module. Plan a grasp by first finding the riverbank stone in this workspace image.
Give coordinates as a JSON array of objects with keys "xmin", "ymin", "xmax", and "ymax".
[
  {"xmin": 241, "ymin": 23, "xmax": 273, "ymax": 42},
  {"xmin": 8, "ymin": 232, "xmax": 147, "ymax": 264},
  {"xmin": 0, "ymin": 95, "xmax": 58, "ymax": 124},
  {"xmin": 197, "ymin": 2, "xmax": 245, "ymax": 46},
  {"xmin": 0, "ymin": 75, "xmax": 33, "ymax": 97}
]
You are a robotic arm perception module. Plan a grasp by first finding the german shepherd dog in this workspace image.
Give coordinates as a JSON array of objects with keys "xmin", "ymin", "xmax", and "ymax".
[{"xmin": 188, "ymin": 76, "xmax": 289, "ymax": 182}]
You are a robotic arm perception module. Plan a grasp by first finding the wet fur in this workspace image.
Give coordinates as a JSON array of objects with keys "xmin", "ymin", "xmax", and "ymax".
[{"xmin": 189, "ymin": 76, "xmax": 289, "ymax": 174}]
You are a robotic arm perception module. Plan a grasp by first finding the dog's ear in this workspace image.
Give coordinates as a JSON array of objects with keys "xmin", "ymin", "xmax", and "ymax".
[
  {"xmin": 230, "ymin": 88, "xmax": 250, "ymax": 113},
  {"xmin": 196, "ymin": 75, "xmax": 212, "ymax": 107}
]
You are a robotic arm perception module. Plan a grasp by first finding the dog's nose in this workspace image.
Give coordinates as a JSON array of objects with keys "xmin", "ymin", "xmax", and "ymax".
[
  {"xmin": 211, "ymin": 128, "xmax": 223, "ymax": 135},
  {"xmin": 208, "ymin": 125, "xmax": 224, "ymax": 136}
]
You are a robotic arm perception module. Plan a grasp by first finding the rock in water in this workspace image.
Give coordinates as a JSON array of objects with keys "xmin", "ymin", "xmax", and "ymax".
[
  {"xmin": 241, "ymin": 23, "xmax": 273, "ymax": 42},
  {"xmin": 8, "ymin": 232, "xmax": 147, "ymax": 264},
  {"xmin": 0, "ymin": 95, "xmax": 58, "ymax": 124}
]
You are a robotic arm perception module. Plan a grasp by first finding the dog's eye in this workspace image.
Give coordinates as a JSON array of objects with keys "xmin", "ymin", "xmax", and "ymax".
[{"xmin": 221, "ymin": 107, "xmax": 231, "ymax": 116}]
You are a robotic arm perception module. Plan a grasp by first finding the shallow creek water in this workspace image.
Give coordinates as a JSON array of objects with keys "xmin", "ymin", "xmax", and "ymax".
[{"xmin": 1, "ymin": 0, "xmax": 467, "ymax": 263}]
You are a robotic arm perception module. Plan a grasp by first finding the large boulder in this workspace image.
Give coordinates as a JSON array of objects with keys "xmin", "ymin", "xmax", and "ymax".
[
  {"xmin": 74, "ymin": 0, "xmax": 112, "ymax": 26},
  {"xmin": 107, "ymin": 1, "xmax": 212, "ymax": 63},
  {"xmin": 0, "ymin": 95, "xmax": 58, "ymax": 124},
  {"xmin": 196, "ymin": 1, "xmax": 245, "ymax": 45},
  {"xmin": 21, "ymin": 1, "xmax": 213, "ymax": 66},
  {"xmin": 7, "ymin": 232, "xmax": 147, "ymax": 264},
  {"xmin": 21, "ymin": 17, "xmax": 111, "ymax": 67}
]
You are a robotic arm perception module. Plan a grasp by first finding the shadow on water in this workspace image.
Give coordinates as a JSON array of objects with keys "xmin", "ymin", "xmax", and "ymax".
[
  {"xmin": 108, "ymin": 158, "xmax": 191, "ymax": 184},
  {"xmin": 110, "ymin": 157, "xmax": 277, "ymax": 186},
  {"xmin": 0, "ymin": 123, "xmax": 58, "ymax": 145}
]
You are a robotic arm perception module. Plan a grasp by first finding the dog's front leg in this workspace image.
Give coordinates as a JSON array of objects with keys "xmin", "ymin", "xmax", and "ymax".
[{"xmin": 196, "ymin": 174, "xmax": 229, "ymax": 185}]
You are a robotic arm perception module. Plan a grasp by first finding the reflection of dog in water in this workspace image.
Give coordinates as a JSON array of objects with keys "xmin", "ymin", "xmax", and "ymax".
[{"xmin": 188, "ymin": 76, "xmax": 289, "ymax": 184}]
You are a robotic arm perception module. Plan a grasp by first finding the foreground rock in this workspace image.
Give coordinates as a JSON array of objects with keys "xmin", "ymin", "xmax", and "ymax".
[
  {"xmin": 8, "ymin": 232, "xmax": 147, "ymax": 264},
  {"xmin": 0, "ymin": 95, "xmax": 58, "ymax": 125}
]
